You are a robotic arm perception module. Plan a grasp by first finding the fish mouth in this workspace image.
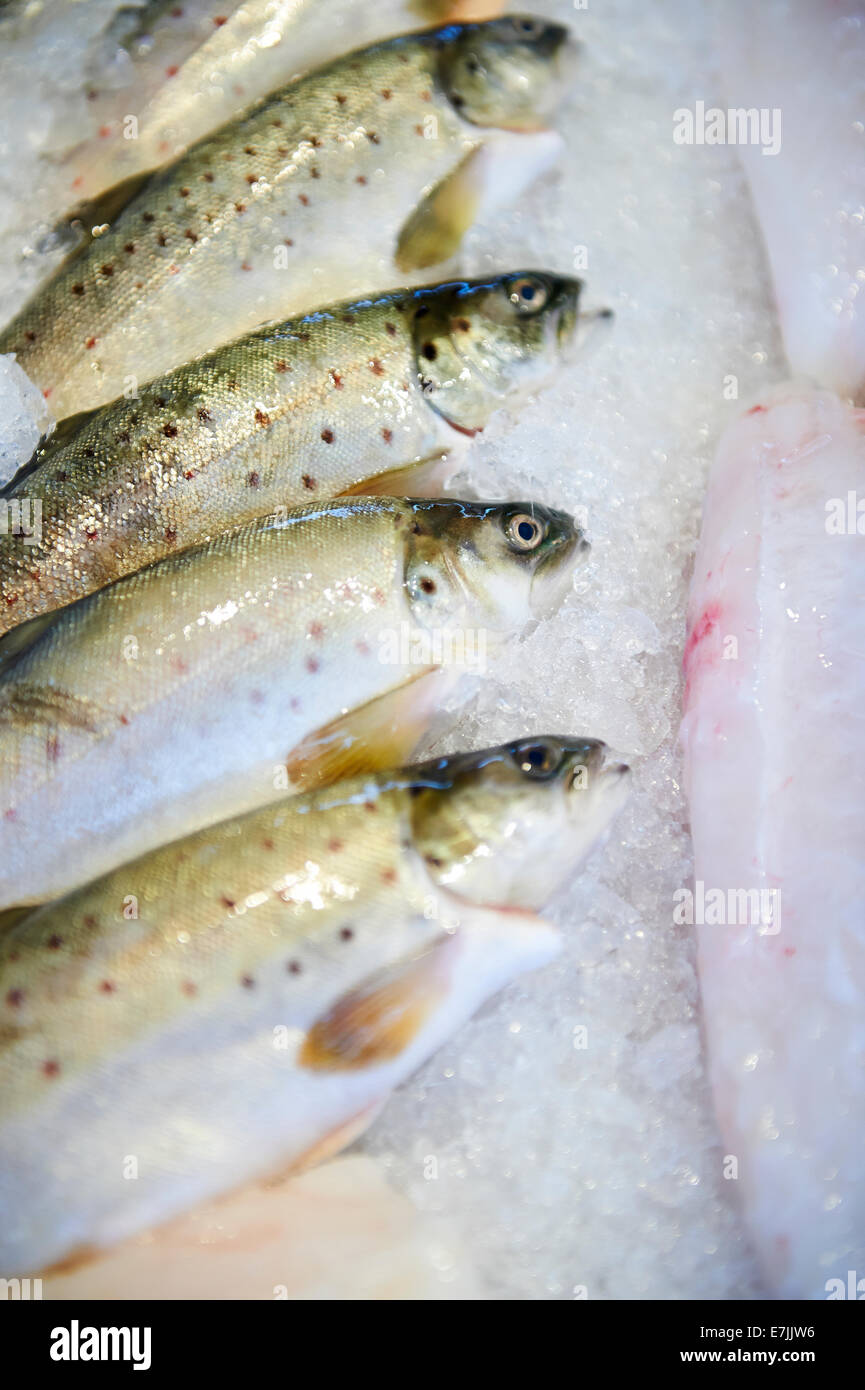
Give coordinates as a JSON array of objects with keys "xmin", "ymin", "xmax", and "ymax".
[
  {"xmin": 529, "ymin": 28, "xmax": 580, "ymax": 126},
  {"xmin": 529, "ymin": 523, "xmax": 588, "ymax": 619},
  {"xmin": 551, "ymin": 277, "xmax": 582, "ymax": 352},
  {"xmin": 434, "ymin": 275, "xmax": 581, "ymax": 430},
  {"xmin": 569, "ymin": 754, "xmax": 631, "ymax": 811},
  {"xmin": 561, "ymin": 305, "xmax": 615, "ymax": 364}
]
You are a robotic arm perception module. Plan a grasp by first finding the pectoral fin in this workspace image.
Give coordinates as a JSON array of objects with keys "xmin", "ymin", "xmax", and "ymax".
[
  {"xmin": 289, "ymin": 1100, "xmax": 388, "ymax": 1172},
  {"xmin": 395, "ymin": 149, "xmax": 484, "ymax": 272},
  {"xmin": 299, "ymin": 935, "xmax": 456, "ymax": 1072},
  {"xmin": 285, "ymin": 668, "xmax": 457, "ymax": 792},
  {"xmin": 0, "ymin": 681, "xmax": 104, "ymax": 733},
  {"xmin": 395, "ymin": 130, "xmax": 563, "ymax": 273},
  {"xmin": 338, "ymin": 451, "xmax": 457, "ymax": 498}
]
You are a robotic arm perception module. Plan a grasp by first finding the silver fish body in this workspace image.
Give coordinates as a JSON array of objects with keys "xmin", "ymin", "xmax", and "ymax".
[
  {"xmin": 0, "ymin": 735, "xmax": 629, "ymax": 1274},
  {"xmin": 0, "ymin": 16, "xmax": 573, "ymax": 417},
  {"xmin": 0, "ymin": 496, "xmax": 583, "ymax": 907},
  {"xmin": 0, "ymin": 270, "xmax": 581, "ymax": 633}
]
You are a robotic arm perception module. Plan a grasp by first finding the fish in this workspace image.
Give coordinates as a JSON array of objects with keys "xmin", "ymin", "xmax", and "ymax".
[
  {"xmin": 0, "ymin": 495, "xmax": 585, "ymax": 909},
  {"xmin": 682, "ymin": 388, "xmax": 865, "ymax": 1300},
  {"xmin": 682, "ymin": 1, "xmax": 865, "ymax": 1300},
  {"xmin": 63, "ymin": 3, "xmax": 506, "ymax": 206},
  {"xmin": 0, "ymin": 269, "xmax": 583, "ymax": 634},
  {"xmin": 0, "ymin": 15, "xmax": 574, "ymax": 418},
  {"xmin": 0, "ymin": 734, "xmax": 630, "ymax": 1275}
]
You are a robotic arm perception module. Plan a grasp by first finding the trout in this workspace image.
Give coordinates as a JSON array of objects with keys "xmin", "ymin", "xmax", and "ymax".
[
  {"xmin": 0, "ymin": 495, "xmax": 584, "ymax": 907},
  {"xmin": 0, "ymin": 735, "xmax": 629, "ymax": 1275},
  {"xmin": 0, "ymin": 15, "xmax": 574, "ymax": 417},
  {"xmin": 0, "ymin": 270, "xmax": 581, "ymax": 633}
]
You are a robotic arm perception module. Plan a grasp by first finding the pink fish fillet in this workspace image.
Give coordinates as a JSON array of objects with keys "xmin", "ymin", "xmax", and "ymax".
[
  {"xmin": 682, "ymin": 0, "xmax": 865, "ymax": 1300},
  {"xmin": 682, "ymin": 389, "xmax": 865, "ymax": 1297}
]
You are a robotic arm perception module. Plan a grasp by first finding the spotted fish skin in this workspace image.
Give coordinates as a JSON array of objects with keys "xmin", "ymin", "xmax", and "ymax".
[
  {"xmin": 0, "ymin": 17, "xmax": 571, "ymax": 418},
  {"xmin": 0, "ymin": 270, "xmax": 580, "ymax": 635},
  {"xmin": 0, "ymin": 496, "xmax": 582, "ymax": 909},
  {"xmin": 0, "ymin": 735, "xmax": 627, "ymax": 1275},
  {"xmin": 65, "ymin": 3, "xmax": 478, "ymax": 204}
]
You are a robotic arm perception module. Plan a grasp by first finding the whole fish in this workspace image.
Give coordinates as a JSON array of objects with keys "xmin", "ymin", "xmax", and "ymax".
[
  {"xmin": 0, "ymin": 496, "xmax": 584, "ymax": 909},
  {"xmin": 0, "ymin": 15, "xmax": 573, "ymax": 418},
  {"xmin": 64, "ymin": 3, "xmax": 504, "ymax": 205},
  {"xmin": 0, "ymin": 269, "xmax": 582, "ymax": 634},
  {"xmin": 0, "ymin": 735, "xmax": 630, "ymax": 1275}
]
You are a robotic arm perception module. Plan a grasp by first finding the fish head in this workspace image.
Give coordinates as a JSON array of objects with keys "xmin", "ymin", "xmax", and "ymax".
[
  {"xmin": 437, "ymin": 15, "xmax": 576, "ymax": 131},
  {"xmin": 411, "ymin": 272, "xmax": 581, "ymax": 432},
  {"xmin": 402, "ymin": 498, "xmax": 587, "ymax": 636},
  {"xmin": 409, "ymin": 736, "xmax": 631, "ymax": 909}
]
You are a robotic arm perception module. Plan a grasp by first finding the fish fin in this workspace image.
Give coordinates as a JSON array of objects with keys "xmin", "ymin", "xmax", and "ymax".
[
  {"xmin": 395, "ymin": 148, "xmax": 484, "ymax": 272},
  {"xmin": 338, "ymin": 451, "xmax": 457, "ymax": 498},
  {"xmin": 299, "ymin": 935, "xmax": 456, "ymax": 1072},
  {"xmin": 285, "ymin": 668, "xmax": 455, "ymax": 792},
  {"xmin": 0, "ymin": 905, "xmax": 31, "ymax": 937},
  {"xmin": 289, "ymin": 1099, "xmax": 388, "ymax": 1172},
  {"xmin": 0, "ymin": 681, "xmax": 104, "ymax": 733},
  {"xmin": 0, "ymin": 615, "xmax": 61, "ymax": 674},
  {"xmin": 43, "ymin": 170, "xmax": 153, "ymax": 260},
  {"xmin": 448, "ymin": 899, "xmax": 561, "ymax": 976}
]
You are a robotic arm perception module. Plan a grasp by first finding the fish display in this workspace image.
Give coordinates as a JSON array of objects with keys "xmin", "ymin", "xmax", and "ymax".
[
  {"xmin": 0, "ymin": 736, "xmax": 630, "ymax": 1275},
  {"xmin": 0, "ymin": 0, "xmax": 642, "ymax": 1301},
  {"xmin": 0, "ymin": 15, "xmax": 573, "ymax": 417},
  {"xmin": 0, "ymin": 496, "xmax": 584, "ymax": 909},
  {"xmin": 0, "ymin": 270, "xmax": 581, "ymax": 634}
]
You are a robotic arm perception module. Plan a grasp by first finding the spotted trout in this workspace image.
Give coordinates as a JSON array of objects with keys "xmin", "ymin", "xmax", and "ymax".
[
  {"xmin": 0, "ymin": 735, "xmax": 629, "ymax": 1275},
  {"xmin": 62, "ymin": 3, "xmax": 506, "ymax": 205},
  {"xmin": 0, "ymin": 270, "xmax": 581, "ymax": 635},
  {"xmin": 0, "ymin": 15, "xmax": 574, "ymax": 418},
  {"xmin": 0, "ymin": 496, "xmax": 584, "ymax": 909}
]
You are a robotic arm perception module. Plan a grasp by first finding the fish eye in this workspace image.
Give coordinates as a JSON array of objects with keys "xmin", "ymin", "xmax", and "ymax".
[
  {"xmin": 514, "ymin": 741, "xmax": 559, "ymax": 779},
  {"xmin": 513, "ymin": 17, "xmax": 543, "ymax": 38},
  {"xmin": 505, "ymin": 512, "xmax": 546, "ymax": 551},
  {"xmin": 508, "ymin": 276, "xmax": 549, "ymax": 314}
]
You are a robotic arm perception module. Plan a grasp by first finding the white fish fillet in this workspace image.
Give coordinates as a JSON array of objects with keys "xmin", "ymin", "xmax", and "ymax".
[
  {"xmin": 681, "ymin": 385, "xmax": 865, "ymax": 1297},
  {"xmin": 42, "ymin": 1155, "xmax": 483, "ymax": 1300},
  {"xmin": 716, "ymin": 0, "xmax": 865, "ymax": 400}
]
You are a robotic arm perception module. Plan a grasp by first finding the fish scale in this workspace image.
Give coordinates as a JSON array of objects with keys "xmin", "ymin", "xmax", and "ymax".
[
  {"xmin": 0, "ymin": 269, "xmax": 580, "ymax": 634},
  {"xmin": 0, "ymin": 18, "xmax": 570, "ymax": 417},
  {"xmin": 0, "ymin": 495, "xmax": 583, "ymax": 908},
  {"xmin": 0, "ymin": 736, "xmax": 629, "ymax": 1275}
]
